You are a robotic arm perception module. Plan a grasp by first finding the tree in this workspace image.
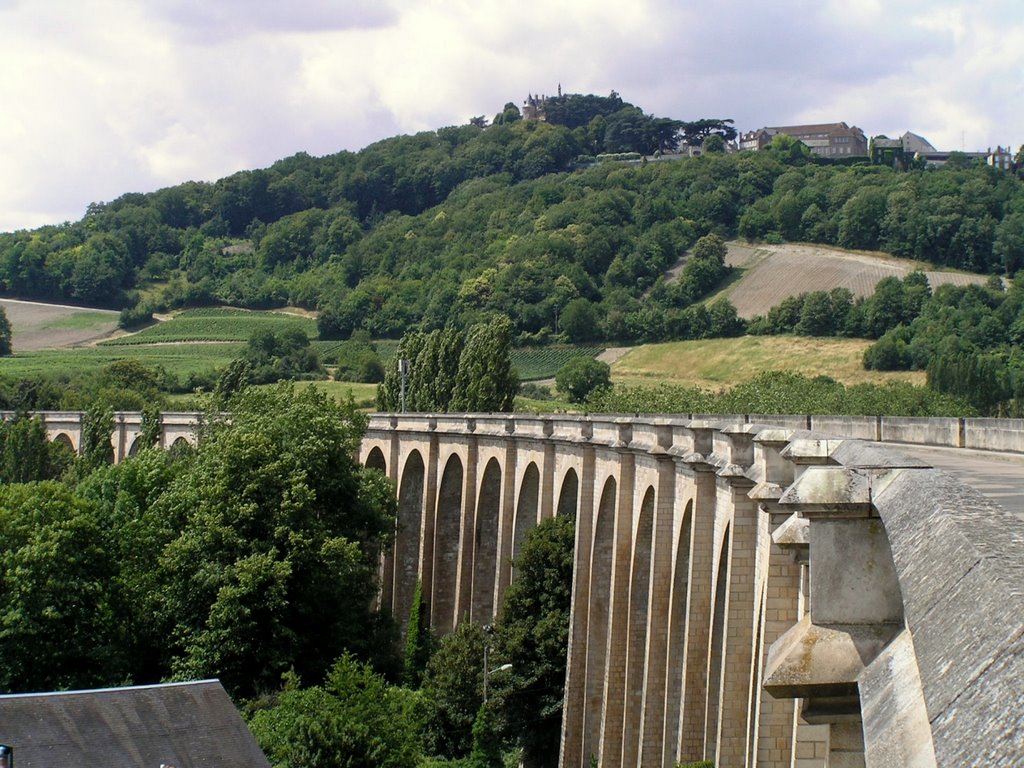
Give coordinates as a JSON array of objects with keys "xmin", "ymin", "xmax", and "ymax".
[
  {"xmin": 248, "ymin": 656, "xmax": 423, "ymax": 768},
  {"xmin": 702, "ymin": 134, "xmax": 726, "ymax": 153},
  {"xmin": 148, "ymin": 385, "xmax": 397, "ymax": 697},
  {"xmin": 451, "ymin": 316, "xmax": 519, "ymax": 412},
  {"xmin": 691, "ymin": 233, "xmax": 727, "ymax": 265},
  {"xmin": 420, "ymin": 621, "xmax": 488, "ymax": 759},
  {"xmin": 490, "ymin": 513, "xmax": 576, "ymax": 768},
  {"xmin": 0, "ymin": 306, "xmax": 11, "ymax": 356},
  {"xmin": 995, "ymin": 212, "xmax": 1024, "ymax": 276},
  {"xmin": 0, "ymin": 415, "xmax": 48, "ymax": 482},
  {"xmin": 838, "ymin": 187, "xmax": 887, "ymax": 251},
  {"xmin": 555, "ymin": 358, "xmax": 611, "ymax": 403},
  {"xmin": 0, "ymin": 482, "xmax": 126, "ymax": 692},
  {"xmin": 559, "ymin": 298, "xmax": 600, "ymax": 343},
  {"xmin": 469, "ymin": 704, "xmax": 504, "ymax": 768},
  {"xmin": 80, "ymin": 403, "xmax": 114, "ymax": 472},
  {"xmin": 795, "ymin": 291, "xmax": 837, "ymax": 336},
  {"xmin": 679, "ymin": 118, "xmax": 737, "ymax": 147}
]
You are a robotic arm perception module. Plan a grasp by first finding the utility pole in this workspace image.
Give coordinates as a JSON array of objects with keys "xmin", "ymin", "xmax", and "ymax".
[{"xmin": 398, "ymin": 358, "xmax": 410, "ymax": 413}]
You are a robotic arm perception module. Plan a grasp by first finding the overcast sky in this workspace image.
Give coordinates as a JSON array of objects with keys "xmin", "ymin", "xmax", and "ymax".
[{"xmin": 1, "ymin": 0, "xmax": 1021, "ymax": 233}]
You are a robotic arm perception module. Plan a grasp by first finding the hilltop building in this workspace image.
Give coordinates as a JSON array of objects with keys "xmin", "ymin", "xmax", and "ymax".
[
  {"xmin": 740, "ymin": 122, "xmax": 869, "ymax": 157},
  {"xmin": 873, "ymin": 131, "xmax": 1015, "ymax": 169},
  {"xmin": 522, "ymin": 84, "xmax": 562, "ymax": 121}
]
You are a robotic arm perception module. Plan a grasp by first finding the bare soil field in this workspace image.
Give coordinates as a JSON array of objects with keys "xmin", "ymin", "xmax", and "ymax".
[
  {"xmin": 0, "ymin": 298, "xmax": 119, "ymax": 351},
  {"xmin": 717, "ymin": 242, "xmax": 989, "ymax": 318}
]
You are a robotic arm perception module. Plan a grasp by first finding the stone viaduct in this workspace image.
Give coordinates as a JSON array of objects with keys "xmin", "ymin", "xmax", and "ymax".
[
  {"xmin": 5, "ymin": 410, "xmax": 1022, "ymax": 767},
  {"xmin": 361, "ymin": 413, "xmax": 1023, "ymax": 768}
]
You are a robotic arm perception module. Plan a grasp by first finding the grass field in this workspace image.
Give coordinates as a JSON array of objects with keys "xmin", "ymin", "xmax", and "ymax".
[{"xmin": 611, "ymin": 336, "xmax": 925, "ymax": 389}]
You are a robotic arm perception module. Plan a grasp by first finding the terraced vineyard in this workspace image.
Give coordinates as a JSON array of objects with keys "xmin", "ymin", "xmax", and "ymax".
[
  {"xmin": 0, "ymin": 343, "xmax": 247, "ymax": 381},
  {"xmin": 103, "ymin": 307, "xmax": 317, "ymax": 345},
  {"xmin": 511, "ymin": 346, "xmax": 605, "ymax": 381}
]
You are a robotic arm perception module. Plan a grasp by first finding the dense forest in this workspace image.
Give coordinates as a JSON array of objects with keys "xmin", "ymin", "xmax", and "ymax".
[{"xmin": 3, "ymin": 91, "xmax": 1022, "ymax": 348}]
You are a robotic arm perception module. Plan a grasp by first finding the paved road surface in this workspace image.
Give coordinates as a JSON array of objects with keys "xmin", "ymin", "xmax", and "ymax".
[{"xmin": 878, "ymin": 442, "xmax": 1024, "ymax": 521}]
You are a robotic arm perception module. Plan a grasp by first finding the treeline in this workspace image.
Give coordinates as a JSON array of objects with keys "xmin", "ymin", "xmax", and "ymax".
[
  {"xmin": 863, "ymin": 280, "xmax": 1024, "ymax": 415},
  {"xmin": 586, "ymin": 370, "xmax": 974, "ymax": 417},
  {"xmin": 2, "ymin": 93, "xmax": 1020, "ymax": 345},
  {"xmin": 743, "ymin": 272, "xmax": 1024, "ymax": 416},
  {"xmin": 737, "ymin": 150, "xmax": 1024, "ymax": 274}
]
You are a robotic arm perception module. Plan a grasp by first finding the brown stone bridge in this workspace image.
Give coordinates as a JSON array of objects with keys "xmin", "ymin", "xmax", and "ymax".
[
  {"xmin": 362, "ymin": 413, "xmax": 1024, "ymax": 768},
  {"xmin": 5, "ymin": 410, "xmax": 1022, "ymax": 766}
]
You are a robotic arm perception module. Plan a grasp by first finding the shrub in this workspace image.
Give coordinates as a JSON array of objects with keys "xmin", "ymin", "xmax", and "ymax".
[{"xmin": 555, "ymin": 358, "xmax": 611, "ymax": 403}]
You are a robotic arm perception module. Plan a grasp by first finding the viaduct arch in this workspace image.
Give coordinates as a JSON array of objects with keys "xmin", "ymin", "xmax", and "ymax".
[{"xmin": 363, "ymin": 413, "xmax": 1024, "ymax": 768}]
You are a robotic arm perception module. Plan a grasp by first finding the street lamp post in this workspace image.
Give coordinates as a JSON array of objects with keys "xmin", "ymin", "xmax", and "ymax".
[{"xmin": 482, "ymin": 624, "xmax": 512, "ymax": 704}]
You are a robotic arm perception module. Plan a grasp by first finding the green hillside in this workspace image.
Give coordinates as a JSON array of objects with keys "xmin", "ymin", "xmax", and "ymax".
[{"xmin": 0, "ymin": 92, "xmax": 1020, "ymax": 351}]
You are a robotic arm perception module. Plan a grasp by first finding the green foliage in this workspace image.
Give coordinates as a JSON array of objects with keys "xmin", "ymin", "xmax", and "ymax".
[
  {"xmin": 0, "ymin": 482, "xmax": 125, "ymax": 691},
  {"xmin": 0, "ymin": 306, "xmax": 11, "ymax": 356},
  {"xmin": 325, "ymin": 333, "xmax": 386, "ymax": 383},
  {"xmin": 240, "ymin": 326, "xmax": 324, "ymax": 384},
  {"xmin": 420, "ymin": 621, "xmax": 487, "ymax": 759},
  {"xmin": 379, "ymin": 320, "xmax": 518, "ymax": 413},
  {"xmin": 248, "ymin": 656, "xmax": 424, "ymax": 768},
  {"xmin": 490, "ymin": 513, "xmax": 576, "ymax": 768},
  {"xmin": 0, "ymin": 414, "xmax": 67, "ymax": 482},
  {"xmin": 587, "ymin": 371, "xmax": 974, "ymax": 417},
  {"xmin": 469, "ymin": 705, "xmax": 503, "ymax": 768},
  {"xmin": 150, "ymin": 385, "xmax": 394, "ymax": 697},
  {"xmin": 1, "ymin": 105, "xmax": 1022, "ymax": 352},
  {"xmin": 421, "ymin": 622, "xmax": 489, "ymax": 761},
  {"xmin": 555, "ymin": 357, "xmax": 611, "ymax": 403},
  {"xmin": 403, "ymin": 580, "xmax": 433, "ymax": 688},
  {"xmin": 855, "ymin": 279, "xmax": 1024, "ymax": 414},
  {"xmin": 452, "ymin": 317, "xmax": 519, "ymax": 412},
  {"xmin": 80, "ymin": 402, "xmax": 114, "ymax": 472}
]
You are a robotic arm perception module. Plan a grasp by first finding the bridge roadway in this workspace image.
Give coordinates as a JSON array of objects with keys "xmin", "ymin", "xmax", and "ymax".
[{"xmin": 877, "ymin": 442, "xmax": 1024, "ymax": 519}]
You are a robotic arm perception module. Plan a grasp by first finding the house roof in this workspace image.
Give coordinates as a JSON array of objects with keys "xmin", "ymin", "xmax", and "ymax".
[
  {"xmin": 766, "ymin": 122, "xmax": 865, "ymax": 138},
  {"xmin": 0, "ymin": 680, "xmax": 270, "ymax": 768}
]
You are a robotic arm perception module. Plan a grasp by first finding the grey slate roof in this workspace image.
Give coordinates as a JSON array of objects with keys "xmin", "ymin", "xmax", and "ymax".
[{"xmin": 0, "ymin": 680, "xmax": 270, "ymax": 768}]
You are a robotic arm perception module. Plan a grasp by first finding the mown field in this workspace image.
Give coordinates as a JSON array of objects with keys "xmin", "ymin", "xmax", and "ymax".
[
  {"xmin": 611, "ymin": 336, "xmax": 925, "ymax": 389},
  {"xmin": 1, "ymin": 298, "xmax": 119, "ymax": 351},
  {"xmin": 716, "ymin": 242, "xmax": 990, "ymax": 319}
]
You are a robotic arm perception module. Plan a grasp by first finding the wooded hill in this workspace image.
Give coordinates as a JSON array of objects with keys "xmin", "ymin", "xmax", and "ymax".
[{"xmin": 2, "ymin": 92, "xmax": 1022, "ymax": 347}]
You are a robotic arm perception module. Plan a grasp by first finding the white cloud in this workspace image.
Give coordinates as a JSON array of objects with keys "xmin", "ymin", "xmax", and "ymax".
[{"xmin": 0, "ymin": 0, "xmax": 1021, "ymax": 232}]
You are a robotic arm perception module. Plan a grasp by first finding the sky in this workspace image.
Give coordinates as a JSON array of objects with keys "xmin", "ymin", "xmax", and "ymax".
[{"xmin": 0, "ymin": 0, "xmax": 1021, "ymax": 233}]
